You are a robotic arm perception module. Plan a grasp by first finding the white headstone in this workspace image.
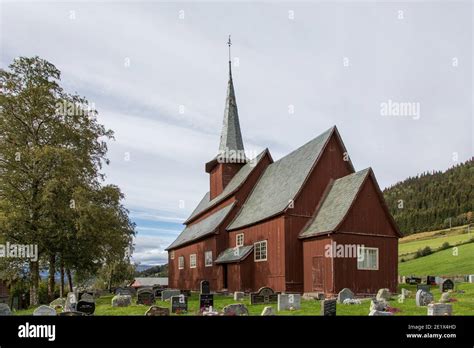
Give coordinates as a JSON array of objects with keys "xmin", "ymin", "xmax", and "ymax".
[
  {"xmin": 427, "ymin": 303, "xmax": 452, "ymax": 316},
  {"xmin": 277, "ymin": 293, "xmax": 301, "ymax": 311},
  {"xmin": 233, "ymin": 291, "xmax": 245, "ymax": 301},
  {"xmin": 415, "ymin": 289, "xmax": 433, "ymax": 307},
  {"xmin": 33, "ymin": 305, "xmax": 57, "ymax": 316}
]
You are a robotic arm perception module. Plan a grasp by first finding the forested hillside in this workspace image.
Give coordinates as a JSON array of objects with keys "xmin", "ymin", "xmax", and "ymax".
[{"xmin": 383, "ymin": 158, "xmax": 473, "ymax": 235}]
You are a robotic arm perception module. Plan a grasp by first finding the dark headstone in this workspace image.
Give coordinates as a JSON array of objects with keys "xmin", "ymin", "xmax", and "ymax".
[
  {"xmin": 321, "ymin": 299, "xmax": 337, "ymax": 316},
  {"xmin": 250, "ymin": 287, "xmax": 278, "ymax": 305},
  {"xmin": 76, "ymin": 300, "xmax": 95, "ymax": 315},
  {"xmin": 145, "ymin": 305, "xmax": 170, "ymax": 316},
  {"xmin": 116, "ymin": 287, "xmax": 131, "ymax": 296},
  {"xmin": 427, "ymin": 276, "xmax": 436, "ymax": 285},
  {"xmin": 153, "ymin": 285, "xmax": 164, "ymax": 299},
  {"xmin": 199, "ymin": 294, "xmax": 214, "ymax": 310},
  {"xmin": 0, "ymin": 303, "xmax": 12, "ymax": 316},
  {"xmin": 137, "ymin": 288, "xmax": 155, "ymax": 306},
  {"xmin": 171, "ymin": 295, "xmax": 188, "ymax": 314},
  {"xmin": 223, "ymin": 303, "xmax": 249, "ymax": 316},
  {"xmin": 200, "ymin": 280, "xmax": 210, "ymax": 294},
  {"xmin": 416, "ymin": 284, "xmax": 431, "ymax": 293},
  {"xmin": 440, "ymin": 279, "xmax": 454, "ymax": 293},
  {"xmin": 406, "ymin": 276, "xmax": 422, "ymax": 285}
]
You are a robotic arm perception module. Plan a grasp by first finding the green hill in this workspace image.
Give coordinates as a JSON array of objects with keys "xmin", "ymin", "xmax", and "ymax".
[
  {"xmin": 383, "ymin": 158, "xmax": 473, "ymax": 235},
  {"xmin": 399, "ymin": 242, "xmax": 474, "ymax": 276}
]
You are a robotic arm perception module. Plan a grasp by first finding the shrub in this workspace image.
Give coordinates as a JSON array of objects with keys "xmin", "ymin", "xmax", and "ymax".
[{"xmin": 439, "ymin": 242, "xmax": 451, "ymax": 250}]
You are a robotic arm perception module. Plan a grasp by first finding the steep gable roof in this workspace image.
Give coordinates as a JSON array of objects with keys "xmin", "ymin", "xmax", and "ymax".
[
  {"xmin": 184, "ymin": 149, "xmax": 270, "ymax": 224},
  {"xmin": 214, "ymin": 245, "xmax": 254, "ymax": 264},
  {"xmin": 299, "ymin": 168, "xmax": 370, "ymax": 238},
  {"xmin": 166, "ymin": 202, "xmax": 235, "ymax": 250},
  {"xmin": 227, "ymin": 126, "xmax": 335, "ymax": 230}
]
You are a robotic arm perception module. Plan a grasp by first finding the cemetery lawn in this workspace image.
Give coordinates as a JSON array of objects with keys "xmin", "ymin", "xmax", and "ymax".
[
  {"xmin": 13, "ymin": 283, "xmax": 474, "ymax": 316},
  {"xmin": 399, "ymin": 242, "xmax": 474, "ymax": 276}
]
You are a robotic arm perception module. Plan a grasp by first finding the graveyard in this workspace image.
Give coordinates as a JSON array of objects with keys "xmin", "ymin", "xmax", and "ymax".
[{"xmin": 11, "ymin": 282, "xmax": 474, "ymax": 316}]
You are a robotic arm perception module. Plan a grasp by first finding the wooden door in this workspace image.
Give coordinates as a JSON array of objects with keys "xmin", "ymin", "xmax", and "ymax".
[{"xmin": 312, "ymin": 257, "xmax": 324, "ymax": 291}]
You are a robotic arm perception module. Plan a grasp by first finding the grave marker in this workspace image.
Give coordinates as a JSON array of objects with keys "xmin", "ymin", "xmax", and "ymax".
[
  {"xmin": 415, "ymin": 289, "xmax": 434, "ymax": 307},
  {"xmin": 337, "ymin": 288, "xmax": 354, "ymax": 303},
  {"xmin": 250, "ymin": 287, "xmax": 278, "ymax": 305},
  {"xmin": 33, "ymin": 305, "xmax": 57, "ymax": 316},
  {"xmin": 320, "ymin": 299, "xmax": 337, "ymax": 316},
  {"xmin": 0, "ymin": 303, "xmax": 12, "ymax": 316},
  {"xmin": 199, "ymin": 294, "xmax": 214, "ymax": 310},
  {"xmin": 145, "ymin": 305, "xmax": 170, "ymax": 316},
  {"xmin": 428, "ymin": 303, "xmax": 452, "ymax": 316},
  {"xmin": 223, "ymin": 303, "xmax": 249, "ymax": 316},
  {"xmin": 171, "ymin": 295, "xmax": 188, "ymax": 313},
  {"xmin": 439, "ymin": 279, "xmax": 454, "ymax": 293},
  {"xmin": 162, "ymin": 289, "xmax": 181, "ymax": 301},
  {"xmin": 277, "ymin": 293, "xmax": 301, "ymax": 311},
  {"xmin": 200, "ymin": 280, "xmax": 210, "ymax": 294},
  {"xmin": 137, "ymin": 288, "xmax": 155, "ymax": 306},
  {"xmin": 416, "ymin": 284, "xmax": 431, "ymax": 293}
]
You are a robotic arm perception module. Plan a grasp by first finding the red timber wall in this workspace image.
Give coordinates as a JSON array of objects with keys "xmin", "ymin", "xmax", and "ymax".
[
  {"xmin": 210, "ymin": 163, "xmax": 244, "ymax": 200},
  {"xmin": 332, "ymin": 174, "xmax": 399, "ymax": 295},
  {"xmin": 302, "ymin": 236, "xmax": 334, "ymax": 294},
  {"xmin": 228, "ymin": 215, "xmax": 286, "ymax": 292},
  {"xmin": 285, "ymin": 132, "xmax": 353, "ymax": 292},
  {"xmin": 168, "ymin": 153, "xmax": 272, "ymax": 291}
]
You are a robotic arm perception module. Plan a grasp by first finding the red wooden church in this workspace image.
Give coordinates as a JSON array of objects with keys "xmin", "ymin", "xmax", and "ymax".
[{"xmin": 167, "ymin": 55, "xmax": 401, "ymax": 296}]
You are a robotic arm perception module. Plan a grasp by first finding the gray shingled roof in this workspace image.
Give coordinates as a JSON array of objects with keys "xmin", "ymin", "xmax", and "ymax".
[
  {"xmin": 219, "ymin": 63, "xmax": 245, "ymax": 155},
  {"xmin": 184, "ymin": 150, "xmax": 268, "ymax": 224},
  {"xmin": 299, "ymin": 168, "xmax": 371, "ymax": 238},
  {"xmin": 227, "ymin": 127, "xmax": 335, "ymax": 230},
  {"xmin": 166, "ymin": 203, "xmax": 235, "ymax": 250},
  {"xmin": 214, "ymin": 245, "xmax": 254, "ymax": 264}
]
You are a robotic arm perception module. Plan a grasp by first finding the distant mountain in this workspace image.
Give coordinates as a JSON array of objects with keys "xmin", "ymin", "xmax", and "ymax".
[
  {"xmin": 135, "ymin": 264, "xmax": 168, "ymax": 277},
  {"xmin": 383, "ymin": 158, "xmax": 473, "ymax": 235},
  {"xmin": 135, "ymin": 264, "xmax": 155, "ymax": 273}
]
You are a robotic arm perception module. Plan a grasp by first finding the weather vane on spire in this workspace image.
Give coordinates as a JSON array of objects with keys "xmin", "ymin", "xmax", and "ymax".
[{"xmin": 227, "ymin": 34, "xmax": 232, "ymax": 63}]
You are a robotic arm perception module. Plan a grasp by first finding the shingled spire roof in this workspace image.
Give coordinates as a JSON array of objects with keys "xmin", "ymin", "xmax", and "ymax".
[{"xmin": 218, "ymin": 60, "xmax": 245, "ymax": 155}]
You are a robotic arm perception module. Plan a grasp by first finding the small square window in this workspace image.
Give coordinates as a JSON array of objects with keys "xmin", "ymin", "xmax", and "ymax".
[
  {"xmin": 178, "ymin": 256, "xmax": 184, "ymax": 270},
  {"xmin": 205, "ymin": 251, "xmax": 213, "ymax": 267},
  {"xmin": 357, "ymin": 247, "xmax": 379, "ymax": 270},
  {"xmin": 254, "ymin": 240, "xmax": 267, "ymax": 262}
]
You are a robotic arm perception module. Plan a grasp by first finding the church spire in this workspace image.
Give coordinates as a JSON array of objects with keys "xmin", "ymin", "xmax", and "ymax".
[{"xmin": 218, "ymin": 35, "xmax": 245, "ymax": 156}]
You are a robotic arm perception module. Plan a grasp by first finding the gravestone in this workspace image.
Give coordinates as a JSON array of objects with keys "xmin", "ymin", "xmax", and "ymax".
[
  {"xmin": 401, "ymin": 288, "xmax": 411, "ymax": 298},
  {"xmin": 376, "ymin": 288, "xmax": 391, "ymax": 301},
  {"xmin": 64, "ymin": 292, "xmax": 77, "ymax": 312},
  {"xmin": 200, "ymin": 280, "xmax": 210, "ymax": 294},
  {"xmin": 145, "ymin": 305, "xmax": 170, "ymax": 316},
  {"xmin": 415, "ymin": 289, "xmax": 434, "ymax": 307},
  {"xmin": 435, "ymin": 276, "xmax": 443, "ymax": 285},
  {"xmin": 277, "ymin": 294, "xmax": 301, "ymax": 311},
  {"xmin": 416, "ymin": 284, "xmax": 431, "ymax": 293},
  {"xmin": 0, "ymin": 303, "xmax": 12, "ymax": 316},
  {"xmin": 58, "ymin": 311, "xmax": 86, "ymax": 316},
  {"xmin": 370, "ymin": 299, "xmax": 387, "ymax": 312},
  {"xmin": 137, "ymin": 288, "xmax": 155, "ymax": 306},
  {"xmin": 369, "ymin": 310, "xmax": 393, "ymax": 316},
  {"xmin": 33, "ymin": 305, "xmax": 57, "ymax": 316},
  {"xmin": 261, "ymin": 306, "xmax": 275, "ymax": 316},
  {"xmin": 250, "ymin": 287, "xmax": 278, "ymax": 305},
  {"xmin": 343, "ymin": 298, "xmax": 361, "ymax": 305},
  {"xmin": 50, "ymin": 297, "xmax": 66, "ymax": 308},
  {"xmin": 439, "ymin": 279, "xmax": 454, "ymax": 293},
  {"xmin": 427, "ymin": 303, "xmax": 452, "ymax": 316},
  {"xmin": 162, "ymin": 289, "xmax": 181, "ymax": 301},
  {"xmin": 427, "ymin": 276, "xmax": 436, "ymax": 285},
  {"xmin": 234, "ymin": 291, "xmax": 245, "ymax": 301},
  {"xmin": 202, "ymin": 306, "xmax": 219, "ymax": 316},
  {"xmin": 468, "ymin": 275, "xmax": 474, "ymax": 283},
  {"xmin": 223, "ymin": 303, "xmax": 249, "ymax": 316},
  {"xmin": 439, "ymin": 292, "xmax": 451, "ymax": 303},
  {"xmin": 153, "ymin": 286, "xmax": 163, "ymax": 299},
  {"xmin": 320, "ymin": 299, "xmax": 337, "ymax": 316},
  {"xmin": 76, "ymin": 300, "xmax": 95, "ymax": 315},
  {"xmin": 337, "ymin": 288, "xmax": 354, "ymax": 303},
  {"xmin": 406, "ymin": 276, "xmax": 421, "ymax": 285},
  {"xmin": 171, "ymin": 295, "xmax": 188, "ymax": 314},
  {"xmin": 112, "ymin": 295, "xmax": 132, "ymax": 307},
  {"xmin": 199, "ymin": 294, "xmax": 214, "ymax": 310}
]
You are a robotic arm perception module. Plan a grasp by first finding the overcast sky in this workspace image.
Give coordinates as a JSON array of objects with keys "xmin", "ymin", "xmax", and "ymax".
[{"xmin": 1, "ymin": 1, "xmax": 472, "ymax": 265}]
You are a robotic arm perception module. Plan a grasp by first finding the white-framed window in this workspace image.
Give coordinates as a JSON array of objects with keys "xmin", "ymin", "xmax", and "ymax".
[
  {"xmin": 254, "ymin": 240, "xmax": 267, "ymax": 262},
  {"xmin": 178, "ymin": 256, "xmax": 184, "ymax": 270},
  {"xmin": 357, "ymin": 247, "xmax": 379, "ymax": 270},
  {"xmin": 190, "ymin": 254, "xmax": 197, "ymax": 268},
  {"xmin": 170, "ymin": 250, "xmax": 175, "ymax": 260},
  {"xmin": 205, "ymin": 251, "xmax": 213, "ymax": 267},
  {"xmin": 236, "ymin": 233, "xmax": 244, "ymax": 247}
]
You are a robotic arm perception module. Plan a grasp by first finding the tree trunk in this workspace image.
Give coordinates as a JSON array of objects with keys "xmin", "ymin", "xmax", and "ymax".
[
  {"xmin": 29, "ymin": 261, "xmax": 40, "ymax": 306},
  {"xmin": 60, "ymin": 260, "xmax": 65, "ymax": 298},
  {"xmin": 48, "ymin": 253, "xmax": 56, "ymax": 301},
  {"xmin": 66, "ymin": 268, "xmax": 73, "ymax": 292}
]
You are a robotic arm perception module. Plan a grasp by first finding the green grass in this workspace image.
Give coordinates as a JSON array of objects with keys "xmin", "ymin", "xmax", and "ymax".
[
  {"xmin": 399, "ymin": 243, "xmax": 474, "ymax": 276},
  {"xmin": 399, "ymin": 232, "xmax": 474, "ymax": 256},
  {"xmin": 13, "ymin": 283, "xmax": 474, "ymax": 316}
]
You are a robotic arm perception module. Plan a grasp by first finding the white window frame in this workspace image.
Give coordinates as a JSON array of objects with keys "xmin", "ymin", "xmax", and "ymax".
[
  {"xmin": 170, "ymin": 250, "xmax": 175, "ymax": 260},
  {"xmin": 190, "ymin": 254, "xmax": 197, "ymax": 268},
  {"xmin": 236, "ymin": 233, "xmax": 244, "ymax": 247},
  {"xmin": 205, "ymin": 251, "xmax": 213, "ymax": 267},
  {"xmin": 357, "ymin": 247, "xmax": 379, "ymax": 270},
  {"xmin": 254, "ymin": 240, "xmax": 268, "ymax": 262},
  {"xmin": 178, "ymin": 256, "xmax": 184, "ymax": 270}
]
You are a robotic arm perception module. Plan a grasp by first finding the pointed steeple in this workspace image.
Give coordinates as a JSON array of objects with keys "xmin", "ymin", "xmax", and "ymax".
[{"xmin": 219, "ymin": 55, "xmax": 245, "ymax": 155}]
